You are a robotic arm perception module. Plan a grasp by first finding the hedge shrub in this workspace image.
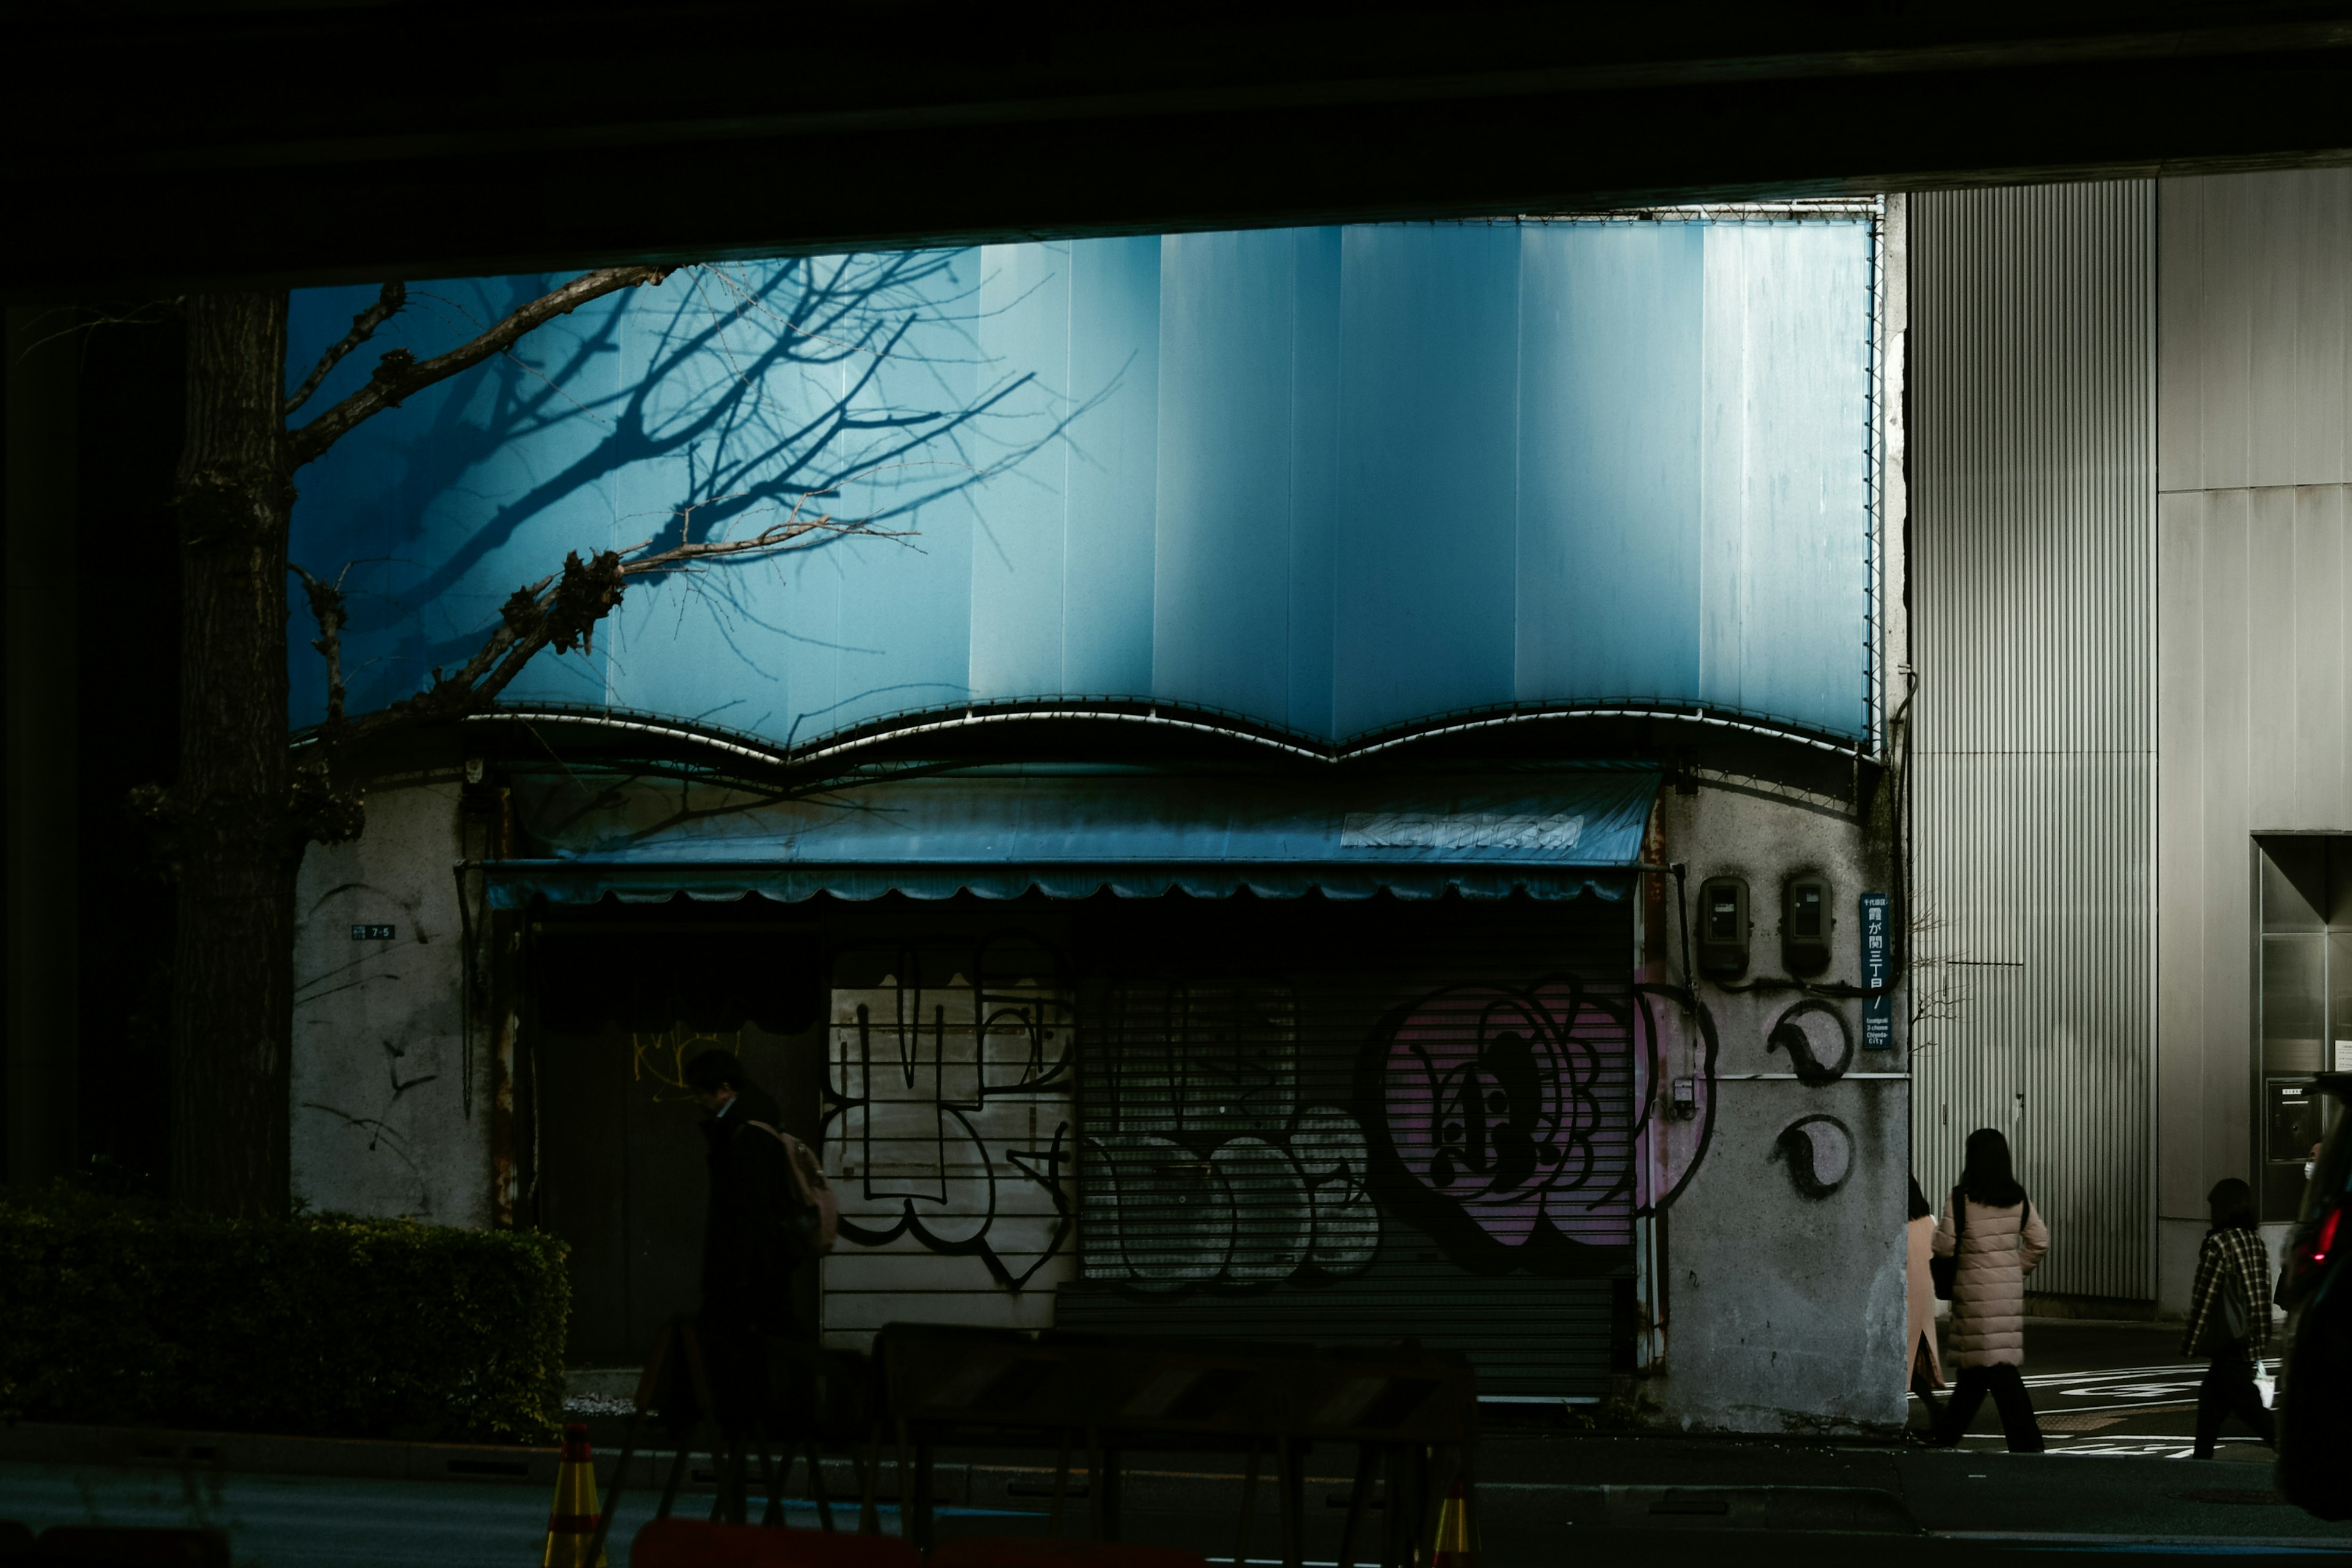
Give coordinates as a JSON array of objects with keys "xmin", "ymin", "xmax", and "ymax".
[{"xmin": 0, "ymin": 1188, "xmax": 568, "ymax": 1444}]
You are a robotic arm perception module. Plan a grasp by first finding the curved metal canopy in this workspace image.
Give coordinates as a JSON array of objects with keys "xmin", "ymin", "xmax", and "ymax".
[{"xmin": 486, "ymin": 765, "xmax": 1658, "ymax": 907}]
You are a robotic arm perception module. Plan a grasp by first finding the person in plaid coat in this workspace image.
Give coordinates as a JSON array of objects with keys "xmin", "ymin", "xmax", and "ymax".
[{"xmin": 2180, "ymin": 1177, "xmax": 2276, "ymax": 1459}]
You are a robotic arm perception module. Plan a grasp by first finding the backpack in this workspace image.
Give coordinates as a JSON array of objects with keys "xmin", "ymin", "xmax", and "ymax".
[{"xmin": 746, "ymin": 1121, "xmax": 839, "ymax": 1254}]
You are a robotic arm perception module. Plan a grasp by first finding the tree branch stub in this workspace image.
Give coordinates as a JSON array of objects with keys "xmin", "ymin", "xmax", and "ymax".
[{"xmin": 287, "ymin": 266, "xmax": 673, "ymax": 469}]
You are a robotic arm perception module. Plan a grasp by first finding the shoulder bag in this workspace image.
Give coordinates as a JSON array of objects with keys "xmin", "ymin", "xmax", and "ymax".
[{"xmin": 1931, "ymin": 1190, "xmax": 1966, "ymax": 1300}]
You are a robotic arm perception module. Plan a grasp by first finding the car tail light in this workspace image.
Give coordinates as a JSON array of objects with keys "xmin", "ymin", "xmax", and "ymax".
[{"xmin": 2284, "ymin": 1204, "xmax": 2342, "ymax": 1300}]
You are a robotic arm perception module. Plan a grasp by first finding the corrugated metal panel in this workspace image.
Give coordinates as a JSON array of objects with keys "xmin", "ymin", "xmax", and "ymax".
[
  {"xmin": 1910, "ymin": 183, "xmax": 2157, "ymax": 1302},
  {"xmin": 287, "ymin": 217, "xmax": 1874, "ymax": 751},
  {"xmin": 1060, "ymin": 900, "xmax": 1634, "ymax": 1396}
]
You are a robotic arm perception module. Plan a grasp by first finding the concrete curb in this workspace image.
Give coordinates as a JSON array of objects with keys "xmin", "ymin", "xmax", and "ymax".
[
  {"xmin": 0, "ymin": 1423, "xmax": 570, "ymax": 1489},
  {"xmin": 1937, "ymin": 1532, "xmax": 2352, "ymax": 1553},
  {"xmin": 1547, "ymin": 1484, "xmax": 1920, "ymax": 1535},
  {"xmin": 0, "ymin": 1423, "xmax": 1265, "ymax": 1512}
]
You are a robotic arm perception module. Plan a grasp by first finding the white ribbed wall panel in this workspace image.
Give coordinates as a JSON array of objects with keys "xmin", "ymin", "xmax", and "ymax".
[
  {"xmin": 2152, "ymin": 168, "xmax": 2352, "ymax": 1311},
  {"xmin": 1911, "ymin": 183, "xmax": 2157, "ymax": 1303}
]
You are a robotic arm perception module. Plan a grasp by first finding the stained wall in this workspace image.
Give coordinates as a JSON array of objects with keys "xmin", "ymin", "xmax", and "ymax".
[
  {"xmin": 290, "ymin": 783, "xmax": 491, "ymax": 1224},
  {"xmin": 1638, "ymin": 778, "xmax": 1910, "ymax": 1436}
]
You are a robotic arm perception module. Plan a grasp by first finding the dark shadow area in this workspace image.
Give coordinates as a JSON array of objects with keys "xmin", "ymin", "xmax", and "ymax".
[{"xmin": 73, "ymin": 313, "xmax": 185, "ymax": 1197}]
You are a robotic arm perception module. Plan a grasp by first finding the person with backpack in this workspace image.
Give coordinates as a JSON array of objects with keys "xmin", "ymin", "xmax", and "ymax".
[
  {"xmin": 684, "ymin": 1051, "xmax": 829, "ymax": 1388},
  {"xmin": 1926, "ymin": 1128, "xmax": 2049, "ymax": 1451},
  {"xmin": 2181, "ymin": 1177, "xmax": 2275, "ymax": 1460},
  {"xmin": 682, "ymin": 1049, "xmax": 842, "ymax": 1523}
]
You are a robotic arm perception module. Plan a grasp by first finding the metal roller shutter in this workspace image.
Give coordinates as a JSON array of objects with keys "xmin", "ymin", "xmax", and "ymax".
[{"xmin": 1058, "ymin": 894, "xmax": 1635, "ymax": 1396}]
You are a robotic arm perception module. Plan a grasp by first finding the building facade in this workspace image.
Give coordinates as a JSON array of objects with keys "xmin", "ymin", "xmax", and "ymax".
[
  {"xmin": 1910, "ymin": 170, "xmax": 2351, "ymax": 1313},
  {"xmin": 287, "ymin": 206, "xmax": 1913, "ymax": 1431}
]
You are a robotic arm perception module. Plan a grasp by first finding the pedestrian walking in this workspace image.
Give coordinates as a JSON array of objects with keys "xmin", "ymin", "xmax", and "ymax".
[
  {"xmin": 1927, "ymin": 1128, "xmax": 2049, "ymax": 1452},
  {"xmin": 2181, "ymin": 1176, "xmax": 2276, "ymax": 1460},
  {"xmin": 685, "ymin": 1049, "xmax": 821, "ymax": 1518},
  {"xmin": 1905, "ymin": 1177, "xmax": 1947, "ymax": 1424}
]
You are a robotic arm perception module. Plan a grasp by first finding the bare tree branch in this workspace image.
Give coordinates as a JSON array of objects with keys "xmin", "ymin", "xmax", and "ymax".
[
  {"xmin": 288, "ymin": 266, "xmax": 673, "ymax": 467},
  {"xmin": 288, "ymin": 564, "xmax": 350, "ymax": 723},
  {"xmin": 321, "ymin": 492, "xmax": 914, "ymax": 753},
  {"xmin": 1906, "ymin": 902, "xmax": 1978, "ymax": 1054},
  {"xmin": 284, "ymin": 282, "xmax": 405, "ymax": 417}
]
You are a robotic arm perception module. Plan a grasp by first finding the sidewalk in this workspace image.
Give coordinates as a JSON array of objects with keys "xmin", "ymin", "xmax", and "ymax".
[
  {"xmin": 1921, "ymin": 1316, "xmax": 2263, "ymax": 1459},
  {"xmin": 6, "ymin": 1319, "xmax": 2329, "ymax": 1564}
]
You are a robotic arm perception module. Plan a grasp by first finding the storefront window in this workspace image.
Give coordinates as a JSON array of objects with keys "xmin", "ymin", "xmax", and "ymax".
[{"xmin": 2257, "ymin": 835, "xmax": 2352, "ymax": 1221}]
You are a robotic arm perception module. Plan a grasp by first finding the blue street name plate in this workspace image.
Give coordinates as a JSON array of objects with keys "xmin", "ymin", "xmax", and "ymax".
[
  {"xmin": 351, "ymin": 924, "xmax": 396, "ymax": 941},
  {"xmin": 1860, "ymin": 892, "xmax": 1891, "ymax": 1049}
]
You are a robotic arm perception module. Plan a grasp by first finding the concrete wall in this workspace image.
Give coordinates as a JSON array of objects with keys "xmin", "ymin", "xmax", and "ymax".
[
  {"xmin": 1641, "ymin": 777, "xmax": 1909, "ymax": 1437},
  {"xmin": 290, "ymin": 782, "xmax": 488, "ymax": 1224},
  {"xmin": 2154, "ymin": 168, "xmax": 2352, "ymax": 1310}
]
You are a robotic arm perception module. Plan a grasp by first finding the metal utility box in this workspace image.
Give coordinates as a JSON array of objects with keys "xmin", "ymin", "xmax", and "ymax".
[
  {"xmin": 1782, "ymin": 875, "xmax": 1831, "ymax": 974},
  {"xmin": 1698, "ymin": 876, "xmax": 1750, "ymax": 976}
]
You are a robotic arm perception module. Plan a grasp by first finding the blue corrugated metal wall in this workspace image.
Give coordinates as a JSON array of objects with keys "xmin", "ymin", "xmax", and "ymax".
[{"xmin": 287, "ymin": 219, "xmax": 1874, "ymax": 750}]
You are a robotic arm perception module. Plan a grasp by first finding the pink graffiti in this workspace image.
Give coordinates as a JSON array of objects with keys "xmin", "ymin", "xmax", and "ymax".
[{"xmin": 1382, "ymin": 984, "xmax": 1632, "ymax": 1250}]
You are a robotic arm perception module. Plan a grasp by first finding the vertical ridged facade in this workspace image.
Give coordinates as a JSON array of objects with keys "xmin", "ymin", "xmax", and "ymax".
[{"xmin": 1911, "ymin": 183, "xmax": 2157, "ymax": 1302}]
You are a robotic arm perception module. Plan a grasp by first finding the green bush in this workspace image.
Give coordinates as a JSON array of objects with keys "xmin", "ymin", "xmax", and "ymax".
[{"xmin": 0, "ymin": 1188, "xmax": 568, "ymax": 1444}]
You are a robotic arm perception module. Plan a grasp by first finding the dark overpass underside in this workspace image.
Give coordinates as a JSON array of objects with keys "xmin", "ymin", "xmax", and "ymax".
[{"xmin": 9, "ymin": 1, "xmax": 2352, "ymax": 292}]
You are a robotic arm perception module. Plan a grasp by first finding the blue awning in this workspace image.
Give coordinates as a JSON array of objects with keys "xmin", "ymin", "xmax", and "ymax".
[{"xmin": 486, "ymin": 767, "xmax": 1658, "ymax": 908}]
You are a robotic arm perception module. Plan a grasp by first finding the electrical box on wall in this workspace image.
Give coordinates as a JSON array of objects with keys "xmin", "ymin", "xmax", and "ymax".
[
  {"xmin": 1783, "ymin": 875, "xmax": 1831, "ymax": 974},
  {"xmin": 1697, "ymin": 877, "xmax": 1749, "ymax": 976}
]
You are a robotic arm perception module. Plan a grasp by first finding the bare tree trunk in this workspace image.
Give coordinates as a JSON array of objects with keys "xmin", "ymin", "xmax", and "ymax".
[{"xmin": 169, "ymin": 292, "xmax": 296, "ymax": 1216}]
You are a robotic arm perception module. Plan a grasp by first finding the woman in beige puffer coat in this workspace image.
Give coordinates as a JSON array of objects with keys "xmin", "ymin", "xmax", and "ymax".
[{"xmin": 1927, "ymin": 1128, "xmax": 2049, "ymax": 1451}]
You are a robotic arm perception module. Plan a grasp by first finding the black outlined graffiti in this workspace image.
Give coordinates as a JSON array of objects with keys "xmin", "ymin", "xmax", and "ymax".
[
  {"xmin": 1767, "ymin": 998, "xmax": 1854, "ymax": 1086},
  {"xmin": 381, "ymin": 1038, "xmax": 438, "ymax": 1099},
  {"xmin": 301, "ymin": 1101, "xmax": 421, "ymax": 1169},
  {"xmin": 1361, "ymin": 974, "xmax": 1632, "ymax": 1273},
  {"xmin": 825, "ymin": 939, "xmax": 1076, "ymax": 1291},
  {"xmin": 1082, "ymin": 981, "xmax": 1378, "ymax": 1291},
  {"xmin": 1771, "ymin": 1113, "xmax": 1855, "ymax": 1199},
  {"xmin": 298, "ymin": 1038, "xmax": 439, "ymax": 1179},
  {"xmin": 1627, "ymin": 981, "xmax": 1720, "ymax": 1218}
]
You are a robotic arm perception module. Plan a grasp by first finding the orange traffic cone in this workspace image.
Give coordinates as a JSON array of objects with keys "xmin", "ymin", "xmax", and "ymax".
[
  {"xmin": 1429, "ymin": 1476, "xmax": 1476, "ymax": 1568},
  {"xmin": 543, "ymin": 1422, "xmax": 608, "ymax": 1568}
]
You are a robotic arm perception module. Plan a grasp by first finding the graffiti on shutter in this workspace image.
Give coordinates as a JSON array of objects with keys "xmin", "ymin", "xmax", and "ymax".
[
  {"xmin": 1371, "ymin": 975, "xmax": 1634, "ymax": 1266},
  {"xmin": 1082, "ymin": 982, "xmax": 1379, "ymax": 1290},
  {"xmin": 823, "ymin": 940, "xmax": 1078, "ymax": 1335}
]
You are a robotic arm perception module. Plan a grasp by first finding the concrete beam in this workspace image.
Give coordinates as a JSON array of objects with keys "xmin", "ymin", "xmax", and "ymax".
[{"xmin": 4, "ymin": 4, "xmax": 2351, "ymax": 293}]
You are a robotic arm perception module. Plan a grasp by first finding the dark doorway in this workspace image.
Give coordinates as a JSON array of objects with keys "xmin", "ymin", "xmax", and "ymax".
[{"xmin": 529, "ymin": 911, "xmax": 823, "ymax": 1365}]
